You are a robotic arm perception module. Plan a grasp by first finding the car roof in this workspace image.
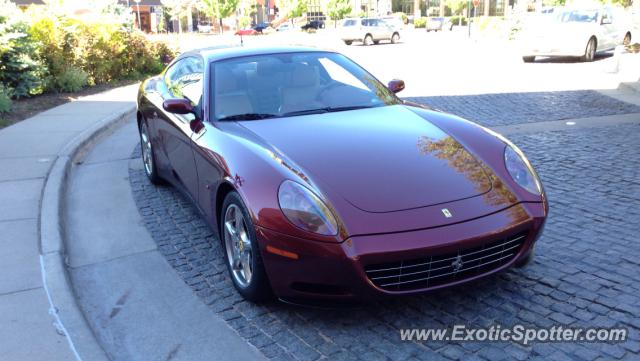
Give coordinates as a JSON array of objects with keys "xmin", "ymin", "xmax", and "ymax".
[{"xmin": 181, "ymin": 46, "xmax": 329, "ymax": 63}]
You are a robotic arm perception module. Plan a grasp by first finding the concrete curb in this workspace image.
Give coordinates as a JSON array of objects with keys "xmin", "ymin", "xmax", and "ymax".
[
  {"xmin": 39, "ymin": 106, "xmax": 136, "ymax": 361},
  {"xmin": 618, "ymin": 81, "xmax": 640, "ymax": 94}
]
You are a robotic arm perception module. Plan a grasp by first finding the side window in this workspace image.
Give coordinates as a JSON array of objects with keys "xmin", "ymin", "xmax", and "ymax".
[{"xmin": 165, "ymin": 57, "xmax": 204, "ymax": 106}]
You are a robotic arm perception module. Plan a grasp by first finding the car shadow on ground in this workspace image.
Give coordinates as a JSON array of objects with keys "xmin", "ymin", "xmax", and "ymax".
[{"xmin": 532, "ymin": 52, "xmax": 613, "ymax": 63}]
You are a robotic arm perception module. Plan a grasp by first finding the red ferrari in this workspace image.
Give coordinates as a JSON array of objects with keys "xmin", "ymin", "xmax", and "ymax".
[{"xmin": 136, "ymin": 46, "xmax": 547, "ymax": 303}]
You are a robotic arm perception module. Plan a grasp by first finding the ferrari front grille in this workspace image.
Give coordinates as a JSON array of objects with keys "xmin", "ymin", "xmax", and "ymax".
[{"xmin": 364, "ymin": 232, "xmax": 528, "ymax": 291}]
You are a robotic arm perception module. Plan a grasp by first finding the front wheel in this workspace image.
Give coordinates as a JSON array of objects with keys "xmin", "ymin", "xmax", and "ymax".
[
  {"xmin": 221, "ymin": 192, "xmax": 272, "ymax": 302},
  {"xmin": 344, "ymin": 40, "xmax": 352, "ymax": 45},
  {"xmin": 139, "ymin": 120, "xmax": 162, "ymax": 184},
  {"xmin": 363, "ymin": 34, "xmax": 374, "ymax": 46},
  {"xmin": 582, "ymin": 37, "xmax": 596, "ymax": 62},
  {"xmin": 391, "ymin": 32, "xmax": 400, "ymax": 44}
]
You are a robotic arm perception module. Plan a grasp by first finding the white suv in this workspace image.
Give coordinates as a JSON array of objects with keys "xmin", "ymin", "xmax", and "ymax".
[{"xmin": 341, "ymin": 18, "xmax": 401, "ymax": 46}]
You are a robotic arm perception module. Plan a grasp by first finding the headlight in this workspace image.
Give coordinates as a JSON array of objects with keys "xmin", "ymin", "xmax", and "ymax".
[
  {"xmin": 504, "ymin": 145, "xmax": 542, "ymax": 195},
  {"xmin": 278, "ymin": 180, "xmax": 338, "ymax": 236}
]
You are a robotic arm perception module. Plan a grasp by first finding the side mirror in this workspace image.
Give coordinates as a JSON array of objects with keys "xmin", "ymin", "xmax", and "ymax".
[
  {"xmin": 388, "ymin": 79, "xmax": 405, "ymax": 94},
  {"xmin": 190, "ymin": 119, "xmax": 205, "ymax": 133},
  {"xmin": 163, "ymin": 98, "xmax": 194, "ymax": 115}
]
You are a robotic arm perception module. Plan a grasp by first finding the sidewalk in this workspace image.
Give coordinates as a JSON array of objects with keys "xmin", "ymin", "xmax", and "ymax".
[
  {"xmin": 0, "ymin": 83, "xmax": 266, "ymax": 360},
  {"xmin": 0, "ymin": 85, "xmax": 138, "ymax": 360}
]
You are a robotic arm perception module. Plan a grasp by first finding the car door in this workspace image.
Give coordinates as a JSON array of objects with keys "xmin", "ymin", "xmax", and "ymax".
[
  {"xmin": 156, "ymin": 56, "xmax": 204, "ymax": 202},
  {"xmin": 599, "ymin": 10, "xmax": 616, "ymax": 49}
]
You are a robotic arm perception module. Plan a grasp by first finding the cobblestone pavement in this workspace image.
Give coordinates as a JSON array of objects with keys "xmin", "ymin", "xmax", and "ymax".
[
  {"xmin": 406, "ymin": 90, "xmax": 640, "ymax": 127},
  {"xmin": 129, "ymin": 95, "xmax": 640, "ymax": 360}
]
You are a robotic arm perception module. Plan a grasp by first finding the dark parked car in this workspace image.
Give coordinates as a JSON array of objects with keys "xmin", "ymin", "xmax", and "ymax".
[
  {"xmin": 301, "ymin": 20, "xmax": 325, "ymax": 30},
  {"xmin": 136, "ymin": 46, "xmax": 547, "ymax": 303},
  {"xmin": 252, "ymin": 22, "xmax": 271, "ymax": 33}
]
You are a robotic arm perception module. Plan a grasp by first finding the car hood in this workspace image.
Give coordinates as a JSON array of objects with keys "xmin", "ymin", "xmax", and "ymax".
[{"xmin": 240, "ymin": 105, "xmax": 493, "ymax": 213}]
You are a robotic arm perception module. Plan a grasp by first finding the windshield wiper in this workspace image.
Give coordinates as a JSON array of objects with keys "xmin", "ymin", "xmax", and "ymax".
[
  {"xmin": 282, "ymin": 105, "xmax": 377, "ymax": 117},
  {"xmin": 325, "ymin": 105, "xmax": 377, "ymax": 112},
  {"xmin": 218, "ymin": 113, "xmax": 277, "ymax": 121}
]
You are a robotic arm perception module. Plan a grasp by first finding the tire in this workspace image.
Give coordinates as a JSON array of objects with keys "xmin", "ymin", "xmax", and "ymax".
[
  {"xmin": 364, "ymin": 34, "xmax": 373, "ymax": 46},
  {"xmin": 344, "ymin": 40, "xmax": 352, "ymax": 45},
  {"xmin": 391, "ymin": 32, "xmax": 400, "ymax": 44},
  {"xmin": 139, "ymin": 120, "xmax": 162, "ymax": 184},
  {"xmin": 221, "ymin": 191, "xmax": 272, "ymax": 302},
  {"xmin": 515, "ymin": 248, "xmax": 535, "ymax": 268},
  {"xmin": 623, "ymin": 32, "xmax": 631, "ymax": 46},
  {"xmin": 522, "ymin": 56, "xmax": 535, "ymax": 63},
  {"xmin": 582, "ymin": 37, "xmax": 596, "ymax": 62}
]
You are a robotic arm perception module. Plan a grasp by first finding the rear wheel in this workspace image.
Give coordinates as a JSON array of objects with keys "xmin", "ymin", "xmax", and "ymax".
[
  {"xmin": 623, "ymin": 32, "xmax": 631, "ymax": 46},
  {"xmin": 522, "ymin": 56, "xmax": 535, "ymax": 63},
  {"xmin": 364, "ymin": 34, "xmax": 374, "ymax": 46},
  {"xmin": 221, "ymin": 192, "xmax": 272, "ymax": 302},
  {"xmin": 344, "ymin": 40, "xmax": 352, "ymax": 45},
  {"xmin": 391, "ymin": 32, "xmax": 400, "ymax": 44},
  {"xmin": 582, "ymin": 37, "xmax": 596, "ymax": 62},
  {"xmin": 139, "ymin": 120, "xmax": 162, "ymax": 184}
]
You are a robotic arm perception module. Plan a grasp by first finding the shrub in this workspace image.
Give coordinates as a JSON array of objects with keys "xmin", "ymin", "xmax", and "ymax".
[
  {"xmin": 414, "ymin": 18, "xmax": 427, "ymax": 28},
  {"xmin": 0, "ymin": 0, "xmax": 45, "ymax": 98},
  {"xmin": 449, "ymin": 16, "xmax": 467, "ymax": 26},
  {"xmin": 0, "ymin": 83, "xmax": 12, "ymax": 113},
  {"xmin": 154, "ymin": 41, "xmax": 177, "ymax": 67},
  {"xmin": 55, "ymin": 67, "xmax": 87, "ymax": 92},
  {"xmin": 394, "ymin": 12, "xmax": 408, "ymax": 24},
  {"xmin": 3, "ymin": 2, "xmax": 174, "ymax": 97}
]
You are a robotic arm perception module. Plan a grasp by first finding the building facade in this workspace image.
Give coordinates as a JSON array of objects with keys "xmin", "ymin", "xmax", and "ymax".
[{"xmin": 117, "ymin": 0, "xmax": 163, "ymax": 33}]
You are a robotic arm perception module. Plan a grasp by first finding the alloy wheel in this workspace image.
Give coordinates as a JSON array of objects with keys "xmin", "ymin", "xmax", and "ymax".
[
  {"xmin": 585, "ymin": 38, "xmax": 596, "ymax": 62},
  {"xmin": 224, "ymin": 204, "xmax": 253, "ymax": 288},
  {"xmin": 140, "ymin": 123, "xmax": 153, "ymax": 176}
]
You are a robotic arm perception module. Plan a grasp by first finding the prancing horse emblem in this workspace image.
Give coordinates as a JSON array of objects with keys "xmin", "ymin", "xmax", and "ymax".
[
  {"xmin": 451, "ymin": 255, "xmax": 464, "ymax": 272},
  {"xmin": 441, "ymin": 208, "xmax": 452, "ymax": 218}
]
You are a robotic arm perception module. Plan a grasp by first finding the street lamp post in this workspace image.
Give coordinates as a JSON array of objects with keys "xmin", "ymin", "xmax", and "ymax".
[{"xmin": 134, "ymin": 0, "xmax": 142, "ymax": 31}]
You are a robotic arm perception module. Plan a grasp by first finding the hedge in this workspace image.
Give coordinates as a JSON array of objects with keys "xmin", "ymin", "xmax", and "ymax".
[{"xmin": 0, "ymin": 0, "xmax": 176, "ymax": 100}]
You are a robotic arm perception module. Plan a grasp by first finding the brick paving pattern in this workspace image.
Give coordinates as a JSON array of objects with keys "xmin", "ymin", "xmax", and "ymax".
[
  {"xmin": 406, "ymin": 91, "xmax": 640, "ymax": 126},
  {"xmin": 129, "ymin": 98, "xmax": 640, "ymax": 360}
]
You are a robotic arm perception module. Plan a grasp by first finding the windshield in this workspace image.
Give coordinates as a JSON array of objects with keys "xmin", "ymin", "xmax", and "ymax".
[
  {"xmin": 556, "ymin": 10, "xmax": 598, "ymax": 23},
  {"xmin": 211, "ymin": 52, "xmax": 400, "ymax": 121}
]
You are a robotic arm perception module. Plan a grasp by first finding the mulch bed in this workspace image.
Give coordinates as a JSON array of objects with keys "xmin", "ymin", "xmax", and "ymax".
[{"xmin": 0, "ymin": 79, "xmax": 138, "ymax": 129}]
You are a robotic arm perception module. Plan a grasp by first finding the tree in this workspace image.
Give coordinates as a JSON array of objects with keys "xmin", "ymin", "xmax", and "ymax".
[
  {"xmin": 162, "ymin": 0, "xmax": 193, "ymax": 33},
  {"xmin": 327, "ymin": 0, "xmax": 351, "ymax": 28},
  {"xmin": 200, "ymin": 0, "xmax": 239, "ymax": 34},
  {"xmin": 286, "ymin": 0, "xmax": 307, "ymax": 22},
  {"xmin": 445, "ymin": 0, "xmax": 465, "ymax": 25}
]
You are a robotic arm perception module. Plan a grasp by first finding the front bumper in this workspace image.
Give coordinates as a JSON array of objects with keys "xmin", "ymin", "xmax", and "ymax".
[{"xmin": 257, "ymin": 202, "xmax": 546, "ymax": 302}]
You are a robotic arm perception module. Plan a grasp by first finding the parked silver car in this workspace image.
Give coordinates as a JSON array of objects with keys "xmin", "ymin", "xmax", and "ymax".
[
  {"xmin": 341, "ymin": 18, "xmax": 401, "ymax": 46},
  {"xmin": 521, "ymin": 6, "xmax": 633, "ymax": 62}
]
